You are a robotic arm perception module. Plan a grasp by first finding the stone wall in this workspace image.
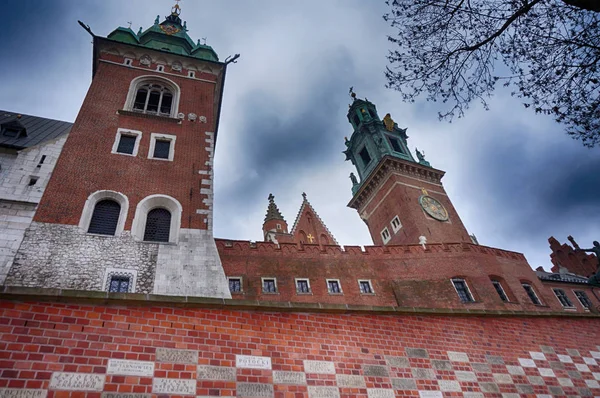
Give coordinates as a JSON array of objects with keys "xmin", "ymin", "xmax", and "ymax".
[
  {"xmin": 0, "ymin": 296, "xmax": 599, "ymax": 397},
  {"xmin": 0, "ymin": 201, "xmax": 36, "ymax": 284},
  {"xmin": 5, "ymin": 222, "xmax": 158, "ymax": 293}
]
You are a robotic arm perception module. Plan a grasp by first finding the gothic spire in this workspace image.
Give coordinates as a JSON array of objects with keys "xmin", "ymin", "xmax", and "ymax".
[{"xmin": 264, "ymin": 193, "xmax": 285, "ymax": 222}]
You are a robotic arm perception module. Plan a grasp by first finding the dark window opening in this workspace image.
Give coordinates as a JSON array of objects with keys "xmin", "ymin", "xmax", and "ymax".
[
  {"xmin": 263, "ymin": 279, "xmax": 277, "ymax": 293},
  {"xmin": 3, "ymin": 128, "xmax": 20, "ymax": 137},
  {"xmin": 328, "ymin": 280, "xmax": 341, "ymax": 294},
  {"xmin": 144, "ymin": 208, "xmax": 171, "ymax": 242},
  {"xmin": 147, "ymin": 90, "xmax": 161, "ymax": 113},
  {"xmin": 133, "ymin": 89, "xmax": 148, "ymax": 110},
  {"xmin": 153, "ymin": 140, "xmax": 171, "ymax": 159},
  {"xmin": 452, "ymin": 279, "xmax": 474, "ymax": 303},
  {"xmin": 388, "ymin": 136, "xmax": 403, "ymax": 153},
  {"xmin": 297, "ymin": 280, "xmax": 310, "ymax": 293},
  {"xmin": 368, "ymin": 109, "xmax": 376, "ymax": 119},
  {"xmin": 574, "ymin": 290, "xmax": 592, "ymax": 309},
  {"xmin": 229, "ymin": 278, "xmax": 242, "ymax": 293},
  {"xmin": 37, "ymin": 155, "xmax": 46, "ymax": 167},
  {"xmin": 109, "ymin": 276, "xmax": 130, "ymax": 293},
  {"xmin": 553, "ymin": 288, "xmax": 574, "ymax": 308},
  {"xmin": 522, "ymin": 283, "xmax": 541, "ymax": 305},
  {"xmin": 160, "ymin": 93, "xmax": 173, "ymax": 114},
  {"xmin": 132, "ymin": 84, "xmax": 173, "ymax": 115},
  {"xmin": 88, "ymin": 199, "xmax": 121, "ymax": 235},
  {"xmin": 359, "ymin": 281, "xmax": 373, "ymax": 294},
  {"xmin": 359, "ymin": 147, "xmax": 371, "ymax": 165},
  {"xmin": 28, "ymin": 177, "xmax": 38, "ymax": 186},
  {"xmin": 116, "ymin": 135, "xmax": 137, "ymax": 155},
  {"xmin": 491, "ymin": 280, "xmax": 509, "ymax": 302},
  {"xmin": 352, "ymin": 114, "xmax": 360, "ymax": 127}
]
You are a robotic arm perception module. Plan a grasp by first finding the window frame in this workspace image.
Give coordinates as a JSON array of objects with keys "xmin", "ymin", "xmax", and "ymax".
[
  {"xmin": 261, "ymin": 277, "xmax": 278, "ymax": 294},
  {"xmin": 390, "ymin": 215, "xmax": 402, "ymax": 233},
  {"xmin": 124, "ymin": 75, "xmax": 180, "ymax": 118},
  {"xmin": 381, "ymin": 227, "xmax": 391, "ymax": 244},
  {"xmin": 451, "ymin": 278, "xmax": 475, "ymax": 303},
  {"xmin": 131, "ymin": 194, "xmax": 182, "ymax": 244},
  {"xmin": 326, "ymin": 279, "xmax": 343, "ymax": 295},
  {"xmin": 87, "ymin": 199, "xmax": 122, "ymax": 236},
  {"xmin": 573, "ymin": 290, "xmax": 593, "ymax": 311},
  {"xmin": 552, "ymin": 288, "xmax": 575, "ymax": 309},
  {"xmin": 359, "ymin": 146, "xmax": 372, "ymax": 166},
  {"xmin": 111, "ymin": 128, "xmax": 142, "ymax": 157},
  {"xmin": 228, "ymin": 277, "xmax": 243, "ymax": 294},
  {"xmin": 387, "ymin": 135, "xmax": 404, "ymax": 154},
  {"xmin": 148, "ymin": 133, "xmax": 176, "ymax": 161},
  {"xmin": 79, "ymin": 190, "xmax": 129, "ymax": 237},
  {"xmin": 491, "ymin": 280, "xmax": 510, "ymax": 302},
  {"xmin": 103, "ymin": 268, "xmax": 137, "ymax": 293},
  {"xmin": 358, "ymin": 279, "xmax": 374, "ymax": 295},
  {"xmin": 295, "ymin": 278, "xmax": 312, "ymax": 294},
  {"xmin": 522, "ymin": 283, "xmax": 542, "ymax": 305}
]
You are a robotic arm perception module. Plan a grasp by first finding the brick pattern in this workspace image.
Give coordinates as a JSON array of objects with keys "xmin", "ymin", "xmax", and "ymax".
[{"xmin": 0, "ymin": 300, "xmax": 600, "ymax": 397}]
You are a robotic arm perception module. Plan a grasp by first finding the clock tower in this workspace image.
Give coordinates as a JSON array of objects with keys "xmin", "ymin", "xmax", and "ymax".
[{"xmin": 344, "ymin": 91, "xmax": 471, "ymax": 246}]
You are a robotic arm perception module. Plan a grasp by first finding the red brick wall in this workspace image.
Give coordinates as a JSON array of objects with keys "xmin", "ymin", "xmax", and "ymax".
[
  {"xmin": 35, "ymin": 51, "xmax": 222, "ymax": 231},
  {"xmin": 0, "ymin": 299, "xmax": 599, "ymax": 397},
  {"xmin": 548, "ymin": 237, "xmax": 597, "ymax": 276}
]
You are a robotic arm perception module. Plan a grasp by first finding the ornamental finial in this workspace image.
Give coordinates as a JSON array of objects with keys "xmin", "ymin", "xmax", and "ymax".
[
  {"xmin": 172, "ymin": 0, "xmax": 181, "ymax": 16},
  {"xmin": 349, "ymin": 86, "xmax": 356, "ymax": 100},
  {"xmin": 302, "ymin": 192, "xmax": 307, "ymax": 200},
  {"xmin": 268, "ymin": 193, "xmax": 274, "ymax": 202}
]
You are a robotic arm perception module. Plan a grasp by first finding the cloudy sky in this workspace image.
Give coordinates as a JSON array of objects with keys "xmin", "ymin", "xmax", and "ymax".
[{"xmin": 1, "ymin": 0, "xmax": 598, "ymax": 270}]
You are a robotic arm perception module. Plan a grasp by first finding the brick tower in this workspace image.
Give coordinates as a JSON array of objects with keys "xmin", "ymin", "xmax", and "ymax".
[
  {"xmin": 5, "ymin": 4, "xmax": 235, "ymax": 297},
  {"xmin": 344, "ymin": 90, "xmax": 471, "ymax": 246}
]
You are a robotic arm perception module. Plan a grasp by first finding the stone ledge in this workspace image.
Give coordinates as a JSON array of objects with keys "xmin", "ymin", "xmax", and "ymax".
[{"xmin": 1, "ymin": 285, "xmax": 599, "ymax": 318}]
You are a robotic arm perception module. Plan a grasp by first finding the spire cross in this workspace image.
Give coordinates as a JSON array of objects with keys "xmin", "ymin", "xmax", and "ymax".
[
  {"xmin": 307, "ymin": 234, "xmax": 314, "ymax": 243},
  {"xmin": 302, "ymin": 192, "xmax": 307, "ymax": 200},
  {"xmin": 268, "ymin": 193, "xmax": 274, "ymax": 202}
]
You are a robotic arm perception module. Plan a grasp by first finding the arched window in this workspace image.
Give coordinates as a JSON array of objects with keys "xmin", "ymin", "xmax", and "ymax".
[
  {"xmin": 143, "ymin": 208, "xmax": 172, "ymax": 242},
  {"xmin": 88, "ymin": 200, "xmax": 121, "ymax": 235},
  {"xmin": 299, "ymin": 230, "xmax": 307, "ymax": 244},
  {"xmin": 125, "ymin": 76, "xmax": 180, "ymax": 118},
  {"xmin": 320, "ymin": 234, "xmax": 329, "ymax": 245}
]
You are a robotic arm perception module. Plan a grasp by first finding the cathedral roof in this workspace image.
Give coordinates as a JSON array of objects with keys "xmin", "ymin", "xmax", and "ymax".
[
  {"xmin": 0, "ymin": 111, "xmax": 72, "ymax": 150},
  {"xmin": 264, "ymin": 194, "xmax": 285, "ymax": 222},
  {"xmin": 290, "ymin": 193, "xmax": 338, "ymax": 245}
]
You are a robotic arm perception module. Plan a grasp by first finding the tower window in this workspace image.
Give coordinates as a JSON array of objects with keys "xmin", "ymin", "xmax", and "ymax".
[
  {"xmin": 157, "ymin": 65, "xmax": 165, "ymax": 72},
  {"xmin": 228, "ymin": 277, "xmax": 242, "ymax": 293},
  {"xmin": 522, "ymin": 283, "xmax": 541, "ymax": 305},
  {"xmin": 553, "ymin": 288, "xmax": 574, "ymax": 308},
  {"xmin": 452, "ymin": 278, "xmax": 474, "ymax": 303},
  {"xmin": 36, "ymin": 155, "xmax": 46, "ymax": 168},
  {"xmin": 153, "ymin": 140, "xmax": 171, "ymax": 159},
  {"xmin": 27, "ymin": 177, "xmax": 38, "ymax": 186},
  {"xmin": 262, "ymin": 278, "xmax": 277, "ymax": 293},
  {"xmin": 132, "ymin": 83, "xmax": 173, "ymax": 116},
  {"xmin": 388, "ymin": 136, "xmax": 403, "ymax": 153},
  {"xmin": 391, "ymin": 216, "xmax": 402, "ymax": 233},
  {"xmin": 381, "ymin": 227, "xmax": 391, "ymax": 244},
  {"xmin": 296, "ymin": 278, "xmax": 311, "ymax": 294},
  {"xmin": 327, "ymin": 279, "xmax": 342, "ymax": 294},
  {"xmin": 124, "ymin": 58, "xmax": 133, "ymax": 66},
  {"xmin": 188, "ymin": 71, "xmax": 195, "ymax": 78},
  {"xmin": 109, "ymin": 276, "xmax": 130, "ymax": 293},
  {"xmin": 352, "ymin": 114, "xmax": 360, "ymax": 127},
  {"xmin": 359, "ymin": 147, "xmax": 372, "ymax": 165},
  {"xmin": 574, "ymin": 290, "xmax": 592, "ymax": 310},
  {"xmin": 116, "ymin": 135, "xmax": 137, "ymax": 155},
  {"xmin": 88, "ymin": 199, "xmax": 121, "ymax": 236},
  {"xmin": 491, "ymin": 280, "xmax": 509, "ymax": 302},
  {"xmin": 112, "ymin": 128, "xmax": 142, "ymax": 157},
  {"xmin": 358, "ymin": 280, "xmax": 374, "ymax": 294},
  {"xmin": 143, "ymin": 208, "xmax": 172, "ymax": 242},
  {"xmin": 148, "ymin": 134, "xmax": 176, "ymax": 161}
]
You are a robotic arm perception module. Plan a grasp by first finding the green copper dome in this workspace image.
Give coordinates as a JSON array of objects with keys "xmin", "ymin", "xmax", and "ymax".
[{"xmin": 107, "ymin": 4, "xmax": 218, "ymax": 62}]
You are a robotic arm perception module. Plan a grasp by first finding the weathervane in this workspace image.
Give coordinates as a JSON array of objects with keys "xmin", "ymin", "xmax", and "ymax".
[
  {"xmin": 127, "ymin": 21, "xmax": 132, "ymax": 28},
  {"xmin": 349, "ymin": 86, "xmax": 356, "ymax": 100}
]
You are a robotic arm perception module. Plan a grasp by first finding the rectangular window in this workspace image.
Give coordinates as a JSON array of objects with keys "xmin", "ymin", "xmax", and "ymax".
[
  {"xmin": 153, "ymin": 140, "xmax": 171, "ymax": 159},
  {"xmin": 452, "ymin": 278, "xmax": 474, "ymax": 303},
  {"xmin": 148, "ymin": 133, "xmax": 176, "ymax": 161},
  {"xmin": 109, "ymin": 276, "xmax": 130, "ymax": 293},
  {"xmin": 28, "ymin": 177, "xmax": 38, "ymax": 186},
  {"xmin": 228, "ymin": 277, "xmax": 242, "ymax": 293},
  {"xmin": 359, "ymin": 280, "xmax": 373, "ymax": 294},
  {"xmin": 388, "ymin": 136, "xmax": 403, "ymax": 153},
  {"xmin": 574, "ymin": 290, "xmax": 592, "ymax": 310},
  {"xmin": 116, "ymin": 135, "xmax": 137, "ymax": 155},
  {"xmin": 553, "ymin": 288, "xmax": 574, "ymax": 308},
  {"xmin": 296, "ymin": 279, "xmax": 311, "ymax": 294},
  {"xmin": 37, "ymin": 155, "xmax": 46, "ymax": 168},
  {"xmin": 327, "ymin": 279, "xmax": 342, "ymax": 294},
  {"xmin": 262, "ymin": 278, "xmax": 277, "ymax": 293},
  {"xmin": 492, "ymin": 280, "xmax": 509, "ymax": 302},
  {"xmin": 522, "ymin": 283, "xmax": 541, "ymax": 305},
  {"xmin": 391, "ymin": 216, "xmax": 402, "ymax": 233},
  {"xmin": 359, "ymin": 147, "xmax": 372, "ymax": 165},
  {"xmin": 381, "ymin": 227, "xmax": 391, "ymax": 244}
]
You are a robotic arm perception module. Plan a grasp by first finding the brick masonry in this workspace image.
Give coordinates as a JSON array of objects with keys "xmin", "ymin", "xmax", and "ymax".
[{"xmin": 0, "ymin": 298, "xmax": 599, "ymax": 397}]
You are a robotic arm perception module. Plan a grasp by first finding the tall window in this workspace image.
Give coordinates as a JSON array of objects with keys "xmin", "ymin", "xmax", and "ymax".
[
  {"xmin": 553, "ymin": 288, "xmax": 574, "ymax": 308},
  {"xmin": 153, "ymin": 140, "xmax": 171, "ymax": 159},
  {"xmin": 452, "ymin": 278, "xmax": 474, "ymax": 303},
  {"xmin": 296, "ymin": 279, "xmax": 311, "ymax": 294},
  {"xmin": 229, "ymin": 278, "xmax": 242, "ymax": 293},
  {"xmin": 116, "ymin": 135, "xmax": 137, "ymax": 155},
  {"xmin": 359, "ymin": 147, "xmax": 372, "ymax": 165},
  {"xmin": 144, "ymin": 208, "xmax": 171, "ymax": 242},
  {"xmin": 88, "ymin": 199, "xmax": 121, "ymax": 235},
  {"xmin": 491, "ymin": 280, "xmax": 509, "ymax": 302},
  {"xmin": 132, "ymin": 83, "xmax": 174, "ymax": 116},
  {"xmin": 109, "ymin": 276, "xmax": 130, "ymax": 293},
  {"xmin": 262, "ymin": 278, "xmax": 277, "ymax": 293},
  {"xmin": 359, "ymin": 280, "xmax": 373, "ymax": 294},
  {"xmin": 327, "ymin": 279, "xmax": 342, "ymax": 294},
  {"xmin": 388, "ymin": 136, "xmax": 404, "ymax": 153},
  {"xmin": 522, "ymin": 283, "xmax": 541, "ymax": 305},
  {"xmin": 574, "ymin": 291, "xmax": 592, "ymax": 310}
]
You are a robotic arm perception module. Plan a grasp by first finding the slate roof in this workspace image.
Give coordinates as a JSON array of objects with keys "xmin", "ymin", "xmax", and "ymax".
[
  {"xmin": 536, "ymin": 269, "xmax": 590, "ymax": 285},
  {"xmin": 0, "ymin": 111, "xmax": 72, "ymax": 149}
]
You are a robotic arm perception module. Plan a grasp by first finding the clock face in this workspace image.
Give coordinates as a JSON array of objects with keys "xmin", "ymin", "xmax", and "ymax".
[
  {"xmin": 160, "ymin": 24, "xmax": 180, "ymax": 35},
  {"xmin": 419, "ymin": 195, "xmax": 449, "ymax": 221}
]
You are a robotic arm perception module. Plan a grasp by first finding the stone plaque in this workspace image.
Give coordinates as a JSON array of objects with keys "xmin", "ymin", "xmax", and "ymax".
[
  {"xmin": 527, "ymin": 376, "xmax": 545, "ymax": 385},
  {"xmin": 585, "ymin": 379, "xmax": 600, "ymax": 388},
  {"xmin": 455, "ymin": 371, "xmax": 477, "ymax": 382},
  {"xmin": 567, "ymin": 348, "xmax": 580, "ymax": 356},
  {"xmin": 590, "ymin": 351, "xmax": 600, "ymax": 359},
  {"xmin": 431, "ymin": 360, "xmax": 452, "ymax": 371},
  {"xmin": 102, "ymin": 394, "xmax": 151, "ymax": 398},
  {"xmin": 548, "ymin": 386, "xmax": 564, "ymax": 395},
  {"xmin": 576, "ymin": 363, "xmax": 591, "ymax": 372},
  {"xmin": 471, "ymin": 363, "xmax": 490, "ymax": 373},
  {"xmin": 518, "ymin": 358, "xmax": 536, "ymax": 368},
  {"xmin": 439, "ymin": 380, "xmax": 461, "ymax": 392},
  {"xmin": 307, "ymin": 386, "xmax": 340, "ymax": 398},
  {"xmin": 516, "ymin": 384, "xmax": 534, "ymax": 394},
  {"xmin": 197, "ymin": 365, "xmax": 236, "ymax": 381},
  {"xmin": 152, "ymin": 378, "xmax": 196, "ymax": 395},
  {"xmin": 418, "ymin": 391, "xmax": 442, "ymax": 398},
  {"xmin": 156, "ymin": 347, "xmax": 198, "ymax": 364},
  {"xmin": 557, "ymin": 354, "xmax": 573, "ymax": 363},
  {"xmin": 107, "ymin": 359, "xmax": 154, "ymax": 377},
  {"xmin": 406, "ymin": 348, "xmax": 428, "ymax": 358},
  {"xmin": 530, "ymin": 351, "xmax": 546, "ymax": 360},
  {"xmin": 363, "ymin": 365, "xmax": 389, "ymax": 377},
  {"xmin": 463, "ymin": 393, "xmax": 484, "ymax": 398},
  {"xmin": 49, "ymin": 372, "xmax": 105, "ymax": 391},
  {"xmin": 367, "ymin": 388, "xmax": 395, "ymax": 398},
  {"xmin": 237, "ymin": 383, "xmax": 274, "ymax": 397},
  {"xmin": 540, "ymin": 345, "xmax": 555, "ymax": 354},
  {"xmin": 386, "ymin": 356, "xmax": 409, "ymax": 368},
  {"xmin": 493, "ymin": 373, "xmax": 513, "ymax": 384},
  {"xmin": 411, "ymin": 368, "xmax": 435, "ymax": 380},
  {"xmin": 538, "ymin": 368, "xmax": 555, "ymax": 377},
  {"xmin": 557, "ymin": 377, "xmax": 574, "ymax": 387},
  {"xmin": 584, "ymin": 357, "xmax": 598, "ymax": 365},
  {"xmin": 391, "ymin": 378, "xmax": 416, "ymax": 390},
  {"xmin": 236, "ymin": 355, "xmax": 272, "ymax": 370},
  {"xmin": 336, "ymin": 374, "xmax": 366, "ymax": 388},
  {"xmin": 273, "ymin": 371, "xmax": 306, "ymax": 385},
  {"xmin": 485, "ymin": 355, "xmax": 504, "ymax": 365},
  {"xmin": 479, "ymin": 383, "xmax": 499, "ymax": 393},
  {"xmin": 594, "ymin": 372, "xmax": 600, "ymax": 380},
  {"xmin": 447, "ymin": 351, "xmax": 469, "ymax": 362},
  {"xmin": 304, "ymin": 360, "xmax": 335, "ymax": 374},
  {"xmin": 0, "ymin": 389, "xmax": 47, "ymax": 398},
  {"xmin": 506, "ymin": 365, "xmax": 525, "ymax": 375}
]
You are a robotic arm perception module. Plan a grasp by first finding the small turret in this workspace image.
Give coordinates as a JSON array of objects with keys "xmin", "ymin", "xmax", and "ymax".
[{"xmin": 263, "ymin": 194, "xmax": 289, "ymax": 243}]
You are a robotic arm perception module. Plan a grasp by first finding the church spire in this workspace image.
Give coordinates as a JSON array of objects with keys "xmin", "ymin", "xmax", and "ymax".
[{"xmin": 264, "ymin": 193, "xmax": 285, "ymax": 222}]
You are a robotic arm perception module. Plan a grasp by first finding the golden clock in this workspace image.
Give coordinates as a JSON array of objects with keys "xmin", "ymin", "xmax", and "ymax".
[{"xmin": 419, "ymin": 195, "xmax": 449, "ymax": 221}]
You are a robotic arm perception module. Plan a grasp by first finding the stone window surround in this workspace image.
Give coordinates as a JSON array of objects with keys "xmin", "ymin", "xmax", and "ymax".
[
  {"xmin": 131, "ymin": 194, "xmax": 182, "ymax": 244},
  {"xmin": 552, "ymin": 288, "xmax": 576, "ymax": 310},
  {"xmin": 228, "ymin": 276, "xmax": 243, "ymax": 293},
  {"xmin": 124, "ymin": 75, "xmax": 181, "ymax": 118},
  {"xmin": 358, "ymin": 279, "xmax": 375, "ymax": 295},
  {"xmin": 104, "ymin": 267, "xmax": 137, "ymax": 293},
  {"xmin": 326, "ymin": 278, "xmax": 343, "ymax": 295},
  {"xmin": 148, "ymin": 133, "xmax": 176, "ymax": 162},
  {"xmin": 573, "ymin": 290, "xmax": 592, "ymax": 311},
  {"xmin": 451, "ymin": 277, "xmax": 475, "ymax": 303},
  {"xmin": 111, "ymin": 128, "xmax": 142, "ymax": 157},
  {"xmin": 491, "ymin": 279, "xmax": 510, "ymax": 302},
  {"xmin": 79, "ymin": 190, "xmax": 129, "ymax": 237},
  {"xmin": 295, "ymin": 278, "xmax": 312, "ymax": 294},
  {"xmin": 261, "ymin": 277, "xmax": 278, "ymax": 294},
  {"xmin": 390, "ymin": 215, "xmax": 402, "ymax": 234},
  {"xmin": 381, "ymin": 226, "xmax": 391, "ymax": 244}
]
